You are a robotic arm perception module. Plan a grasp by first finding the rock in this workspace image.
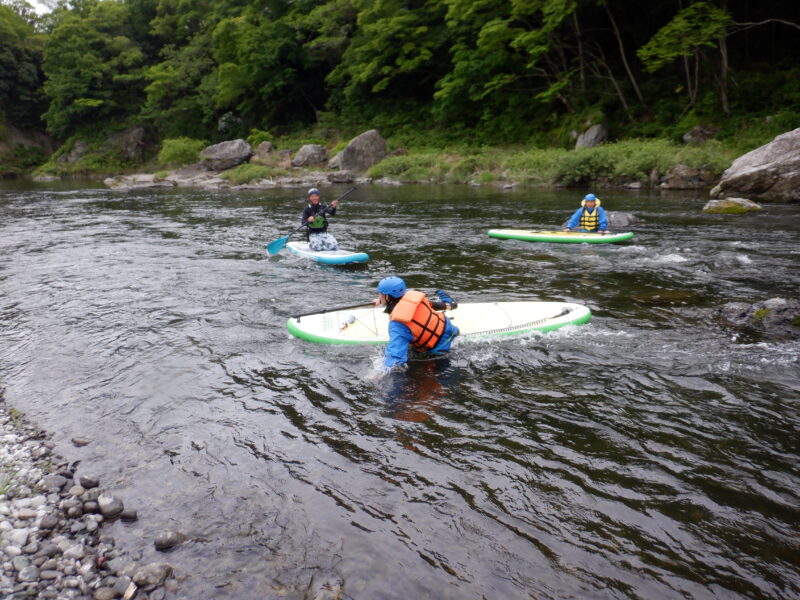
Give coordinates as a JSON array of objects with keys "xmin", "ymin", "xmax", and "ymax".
[
  {"xmin": 250, "ymin": 141, "xmax": 275, "ymax": 165},
  {"xmin": 327, "ymin": 170, "xmax": 353, "ymax": 183},
  {"xmin": 683, "ymin": 124, "xmax": 719, "ymax": 145},
  {"xmin": 79, "ymin": 476, "xmax": 99, "ymax": 489},
  {"xmin": 63, "ymin": 544, "xmax": 86, "ymax": 560},
  {"xmin": 702, "ymin": 197, "xmax": 762, "ymax": 214},
  {"xmin": 39, "ymin": 569, "xmax": 61, "ymax": 580},
  {"xmin": 661, "ymin": 164, "xmax": 718, "ymax": 190},
  {"xmin": 291, "ymin": 144, "xmax": 328, "ymax": 167},
  {"xmin": 717, "ymin": 297, "xmax": 800, "ymax": 339},
  {"xmin": 17, "ymin": 565, "xmax": 39, "ymax": 582},
  {"xmin": 17, "ymin": 508, "xmax": 36, "ymax": 520},
  {"xmin": 710, "ymin": 127, "xmax": 800, "ymax": 202},
  {"xmin": 200, "ymin": 139, "xmax": 252, "ymax": 171},
  {"xmin": 97, "ymin": 494, "xmax": 124, "ymax": 519},
  {"xmin": 94, "ymin": 587, "xmax": 117, "ymax": 600},
  {"xmin": 154, "ymin": 530, "xmax": 187, "ymax": 551},
  {"xmin": 606, "ymin": 211, "xmax": 640, "ymax": 229},
  {"xmin": 101, "ymin": 126, "xmax": 147, "ymax": 163},
  {"xmin": 71, "ymin": 437, "xmax": 91, "ymax": 447},
  {"xmin": 119, "ymin": 509, "xmax": 138, "ymax": 522},
  {"xmin": 5, "ymin": 528, "xmax": 29, "ymax": 547},
  {"xmin": 40, "ymin": 514, "xmax": 58, "ymax": 530},
  {"xmin": 276, "ymin": 149, "xmax": 292, "ymax": 169},
  {"xmin": 575, "ymin": 124, "xmax": 607, "ymax": 149},
  {"xmin": 42, "ymin": 474, "xmax": 68, "ymax": 490},
  {"xmin": 330, "ymin": 130, "xmax": 388, "ymax": 173},
  {"xmin": 132, "ymin": 563, "xmax": 173, "ymax": 586},
  {"xmin": 56, "ymin": 139, "xmax": 88, "ymax": 164}
]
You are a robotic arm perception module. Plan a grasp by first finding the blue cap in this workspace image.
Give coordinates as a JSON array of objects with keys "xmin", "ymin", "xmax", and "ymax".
[
  {"xmin": 377, "ymin": 276, "xmax": 407, "ymax": 298},
  {"xmin": 307, "ymin": 188, "xmax": 320, "ymax": 197},
  {"xmin": 583, "ymin": 193, "xmax": 597, "ymax": 201}
]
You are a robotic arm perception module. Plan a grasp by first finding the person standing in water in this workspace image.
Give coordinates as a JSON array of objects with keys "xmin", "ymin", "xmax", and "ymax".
[
  {"xmin": 301, "ymin": 188, "xmax": 339, "ymax": 251},
  {"xmin": 564, "ymin": 193, "xmax": 609, "ymax": 233},
  {"xmin": 372, "ymin": 277, "xmax": 459, "ymax": 369}
]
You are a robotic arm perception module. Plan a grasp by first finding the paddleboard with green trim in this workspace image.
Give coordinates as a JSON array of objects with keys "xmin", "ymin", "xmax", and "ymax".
[
  {"xmin": 488, "ymin": 229, "xmax": 634, "ymax": 244},
  {"xmin": 287, "ymin": 301, "xmax": 591, "ymax": 345}
]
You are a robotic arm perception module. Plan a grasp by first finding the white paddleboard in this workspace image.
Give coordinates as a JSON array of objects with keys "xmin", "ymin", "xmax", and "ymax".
[
  {"xmin": 286, "ymin": 241, "xmax": 369, "ymax": 265},
  {"xmin": 287, "ymin": 301, "xmax": 591, "ymax": 344}
]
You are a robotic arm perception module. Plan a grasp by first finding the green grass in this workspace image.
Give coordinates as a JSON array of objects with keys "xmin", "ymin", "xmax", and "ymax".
[{"xmin": 220, "ymin": 163, "xmax": 285, "ymax": 184}]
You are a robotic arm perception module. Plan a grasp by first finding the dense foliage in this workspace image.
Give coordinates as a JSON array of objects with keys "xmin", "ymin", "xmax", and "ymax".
[{"xmin": 1, "ymin": 0, "xmax": 799, "ymax": 148}]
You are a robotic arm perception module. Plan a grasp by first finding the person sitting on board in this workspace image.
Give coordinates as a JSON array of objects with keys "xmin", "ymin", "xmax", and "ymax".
[
  {"xmin": 372, "ymin": 276, "xmax": 460, "ymax": 369},
  {"xmin": 301, "ymin": 188, "xmax": 339, "ymax": 251},
  {"xmin": 563, "ymin": 193, "xmax": 609, "ymax": 234}
]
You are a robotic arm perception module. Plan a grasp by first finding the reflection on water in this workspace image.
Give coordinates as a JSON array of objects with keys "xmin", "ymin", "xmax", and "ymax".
[{"xmin": 0, "ymin": 182, "xmax": 799, "ymax": 599}]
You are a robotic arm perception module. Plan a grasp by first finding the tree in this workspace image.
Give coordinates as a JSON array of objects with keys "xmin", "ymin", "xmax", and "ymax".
[{"xmin": 0, "ymin": 2, "xmax": 46, "ymax": 127}]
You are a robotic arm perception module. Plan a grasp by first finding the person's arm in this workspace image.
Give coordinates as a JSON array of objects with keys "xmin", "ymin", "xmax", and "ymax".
[
  {"xmin": 384, "ymin": 321, "xmax": 413, "ymax": 368},
  {"xmin": 598, "ymin": 207, "xmax": 609, "ymax": 231},
  {"xmin": 564, "ymin": 208, "xmax": 581, "ymax": 230},
  {"xmin": 326, "ymin": 202, "xmax": 336, "ymax": 217},
  {"xmin": 301, "ymin": 206, "xmax": 311, "ymax": 225},
  {"xmin": 430, "ymin": 301, "xmax": 456, "ymax": 310}
]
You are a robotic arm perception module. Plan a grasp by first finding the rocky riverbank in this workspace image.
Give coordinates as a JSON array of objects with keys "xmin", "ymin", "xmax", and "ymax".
[{"xmin": 0, "ymin": 398, "xmax": 178, "ymax": 600}]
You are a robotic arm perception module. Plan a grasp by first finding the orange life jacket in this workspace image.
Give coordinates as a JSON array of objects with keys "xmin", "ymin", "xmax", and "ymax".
[{"xmin": 390, "ymin": 290, "xmax": 446, "ymax": 351}]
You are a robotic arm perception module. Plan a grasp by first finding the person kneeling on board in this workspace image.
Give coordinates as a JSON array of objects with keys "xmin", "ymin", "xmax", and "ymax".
[
  {"xmin": 563, "ymin": 193, "xmax": 609, "ymax": 234},
  {"xmin": 301, "ymin": 188, "xmax": 339, "ymax": 251},
  {"xmin": 373, "ymin": 277, "xmax": 459, "ymax": 369}
]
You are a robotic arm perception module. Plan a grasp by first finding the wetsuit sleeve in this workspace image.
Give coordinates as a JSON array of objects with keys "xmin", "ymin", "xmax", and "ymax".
[
  {"xmin": 430, "ymin": 301, "xmax": 453, "ymax": 310},
  {"xmin": 598, "ymin": 207, "xmax": 608, "ymax": 231},
  {"xmin": 565, "ymin": 208, "xmax": 582, "ymax": 229},
  {"xmin": 384, "ymin": 321, "xmax": 414, "ymax": 368},
  {"xmin": 301, "ymin": 206, "xmax": 311, "ymax": 225}
]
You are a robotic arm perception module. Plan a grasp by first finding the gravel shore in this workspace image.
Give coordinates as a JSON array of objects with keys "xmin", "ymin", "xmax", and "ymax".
[{"xmin": 0, "ymin": 397, "xmax": 178, "ymax": 600}]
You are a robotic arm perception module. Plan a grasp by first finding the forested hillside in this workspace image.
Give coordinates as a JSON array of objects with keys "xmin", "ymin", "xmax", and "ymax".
[{"xmin": 2, "ymin": 0, "xmax": 799, "ymax": 170}]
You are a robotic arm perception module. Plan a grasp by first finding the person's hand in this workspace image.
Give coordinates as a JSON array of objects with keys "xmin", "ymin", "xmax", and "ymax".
[
  {"xmin": 563, "ymin": 227, "xmax": 571, "ymax": 232},
  {"xmin": 601, "ymin": 230, "xmax": 609, "ymax": 235},
  {"xmin": 307, "ymin": 216, "xmax": 315, "ymax": 222},
  {"xmin": 331, "ymin": 200, "xmax": 339, "ymax": 208},
  {"xmin": 371, "ymin": 297, "xmax": 381, "ymax": 307}
]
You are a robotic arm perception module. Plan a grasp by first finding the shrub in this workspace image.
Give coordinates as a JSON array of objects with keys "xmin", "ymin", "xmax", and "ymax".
[
  {"xmin": 158, "ymin": 137, "xmax": 208, "ymax": 166},
  {"xmin": 246, "ymin": 129, "xmax": 272, "ymax": 147}
]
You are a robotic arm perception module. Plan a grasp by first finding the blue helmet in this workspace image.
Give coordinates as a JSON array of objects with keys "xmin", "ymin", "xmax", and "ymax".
[
  {"xmin": 377, "ymin": 276, "xmax": 407, "ymax": 298},
  {"xmin": 583, "ymin": 193, "xmax": 597, "ymax": 201},
  {"xmin": 307, "ymin": 187, "xmax": 320, "ymax": 197}
]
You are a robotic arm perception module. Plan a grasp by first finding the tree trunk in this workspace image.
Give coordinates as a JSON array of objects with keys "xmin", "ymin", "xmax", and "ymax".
[{"xmin": 605, "ymin": 4, "xmax": 647, "ymax": 112}]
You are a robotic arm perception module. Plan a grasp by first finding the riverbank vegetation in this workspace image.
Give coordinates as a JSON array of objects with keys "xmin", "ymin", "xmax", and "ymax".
[{"xmin": 1, "ymin": 0, "xmax": 799, "ymax": 182}]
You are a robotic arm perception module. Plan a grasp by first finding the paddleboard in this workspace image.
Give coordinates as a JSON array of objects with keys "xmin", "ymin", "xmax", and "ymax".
[
  {"xmin": 488, "ymin": 229, "xmax": 634, "ymax": 244},
  {"xmin": 286, "ymin": 241, "xmax": 369, "ymax": 265},
  {"xmin": 287, "ymin": 301, "xmax": 591, "ymax": 345}
]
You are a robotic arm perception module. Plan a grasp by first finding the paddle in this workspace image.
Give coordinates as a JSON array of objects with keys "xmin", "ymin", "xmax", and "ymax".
[
  {"xmin": 292, "ymin": 302, "xmax": 373, "ymax": 321},
  {"xmin": 266, "ymin": 187, "xmax": 356, "ymax": 256}
]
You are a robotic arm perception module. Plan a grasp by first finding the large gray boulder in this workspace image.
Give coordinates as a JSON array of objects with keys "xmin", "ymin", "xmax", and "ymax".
[
  {"xmin": 710, "ymin": 127, "xmax": 800, "ymax": 203},
  {"xmin": 717, "ymin": 297, "xmax": 800, "ymax": 340},
  {"xmin": 575, "ymin": 124, "xmax": 607, "ymax": 149},
  {"xmin": 291, "ymin": 144, "xmax": 328, "ymax": 167},
  {"xmin": 101, "ymin": 126, "xmax": 146, "ymax": 162},
  {"xmin": 606, "ymin": 211, "xmax": 641, "ymax": 228},
  {"xmin": 200, "ymin": 139, "xmax": 252, "ymax": 171},
  {"xmin": 330, "ymin": 129, "xmax": 387, "ymax": 173}
]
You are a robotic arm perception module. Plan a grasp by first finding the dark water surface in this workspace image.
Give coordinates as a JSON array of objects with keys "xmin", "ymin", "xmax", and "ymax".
[{"xmin": 1, "ymin": 183, "xmax": 798, "ymax": 599}]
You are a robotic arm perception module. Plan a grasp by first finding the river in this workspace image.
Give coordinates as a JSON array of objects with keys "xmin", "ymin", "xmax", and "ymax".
[{"xmin": 1, "ymin": 182, "xmax": 798, "ymax": 599}]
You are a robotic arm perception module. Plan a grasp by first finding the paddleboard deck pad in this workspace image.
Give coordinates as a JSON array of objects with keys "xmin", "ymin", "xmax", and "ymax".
[
  {"xmin": 286, "ymin": 241, "xmax": 369, "ymax": 264},
  {"xmin": 488, "ymin": 229, "xmax": 634, "ymax": 244},
  {"xmin": 287, "ymin": 301, "xmax": 591, "ymax": 344}
]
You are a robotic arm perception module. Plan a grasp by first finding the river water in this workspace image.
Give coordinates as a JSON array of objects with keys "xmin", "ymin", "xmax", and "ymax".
[{"xmin": 1, "ymin": 182, "xmax": 798, "ymax": 599}]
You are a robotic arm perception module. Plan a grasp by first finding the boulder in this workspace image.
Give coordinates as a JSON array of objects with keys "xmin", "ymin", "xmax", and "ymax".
[
  {"xmin": 330, "ymin": 129, "xmax": 387, "ymax": 173},
  {"xmin": 606, "ymin": 211, "xmax": 641, "ymax": 228},
  {"xmin": 717, "ymin": 298, "xmax": 800, "ymax": 340},
  {"xmin": 702, "ymin": 197, "xmax": 762, "ymax": 214},
  {"xmin": 683, "ymin": 124, "xmax": 719, "ymax": 145},
  {"xmin": 710, "ymin": 127, "xmax": 800, "ymax": 202},
  {"xmin": 56, "ymin": 140, "xmax": 88, "ymax": 164},
  {"xmin": 101, "ymin": 126, "xmax": 147, "ymax": 162},
  {"xmin": 200, "ymin": 139, "xmax": 252, "ymax": 171},
  {"xmin": 661, "ymin": 164, "xmax": 718, "ymax": 190},
  {"xmin": 575, "ymin": 124, "xmax": 607, "ymax": 149},
  {"xmin": 291, "ymin": 144, "xmax": 328, "ymax": 167},
  {"xmin": 250, "ymin": 141, "xmax": 274, "ymax": 165}
]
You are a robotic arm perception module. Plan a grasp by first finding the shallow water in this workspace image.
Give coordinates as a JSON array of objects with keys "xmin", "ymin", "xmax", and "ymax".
[{"xmin": 1, "ymin": 182, "xmax": 798, "ymax": 599}]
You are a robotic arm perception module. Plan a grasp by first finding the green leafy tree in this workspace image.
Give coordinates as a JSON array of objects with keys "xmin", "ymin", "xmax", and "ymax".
[
  {"xmin": 0, "ymin": 2, "xmax": 46, "ymax": 127},
  {"xmin": 42, "ymin": 0, "xmax": 150, "ymax": 137}
]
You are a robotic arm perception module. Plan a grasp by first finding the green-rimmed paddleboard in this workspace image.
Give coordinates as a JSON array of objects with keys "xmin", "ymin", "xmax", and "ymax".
[
  {"xmin": 488, "ymin": 229, "xmax": 634, "ymax": 244},
  {"xmin": 287, "ymin": 301, "xmax": 591, "ymax": 345}
]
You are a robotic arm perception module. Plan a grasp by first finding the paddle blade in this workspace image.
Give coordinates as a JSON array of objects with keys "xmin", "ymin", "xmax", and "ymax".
[{"xmin": 266, "ymin": 236, "xmax": 289, "ymax": 256}]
